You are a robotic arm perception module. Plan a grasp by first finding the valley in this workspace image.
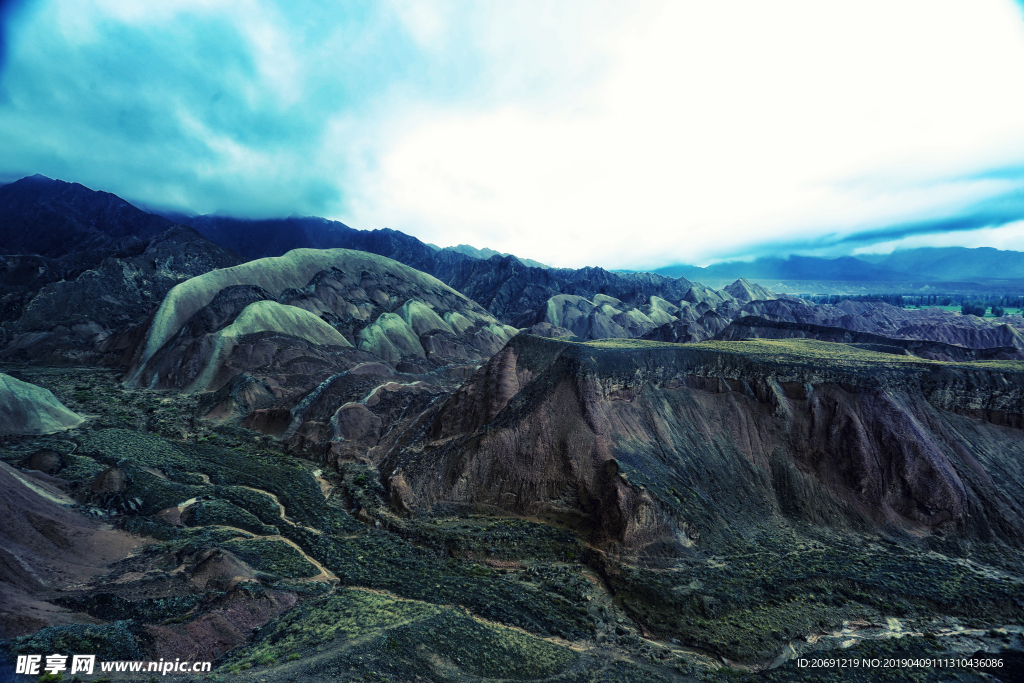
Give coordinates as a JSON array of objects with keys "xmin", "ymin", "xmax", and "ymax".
[{"xmin": 0, "ymin": 176, "xmax": 1022, "ymax": 682}]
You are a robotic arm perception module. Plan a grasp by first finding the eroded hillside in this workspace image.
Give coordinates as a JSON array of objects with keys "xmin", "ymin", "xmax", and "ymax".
[{"xmin": 0, "ymin": 200, "xmax": 1021, "ymax": 680}]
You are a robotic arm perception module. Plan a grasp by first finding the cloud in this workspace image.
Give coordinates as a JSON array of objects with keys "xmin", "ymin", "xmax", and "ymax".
[
  {"xmin": 0, "ymin": 0, "xmax": 30, "ymax": 85},
  {"xmin": 852, "ymin": 220, "xmax": 1024, "ymax": 255},
  {"xmin": 4, "ymin": 0, "xmax": 1024, "ymax": 269},
  {"xmin": 0, "ymin": 0, "xmax": 439, "ymax": 216},
  {"xmin": 338, "ymin": 1, "xmax": 1024, "ymax": 268}
]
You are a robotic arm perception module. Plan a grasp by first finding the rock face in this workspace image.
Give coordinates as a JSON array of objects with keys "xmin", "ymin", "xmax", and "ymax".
[
  {"xmin": 739, "ymin": 298, "xmax": 1024, "ymax": 350},
  {"xmin": 721, "ymin": 278, "xmax": 778, "ymax": 303},
  {"xmin": 0, "ymin": 177, "xmax": 245, "ymax": 362},
  {"xmin": 524, "ymin": 281, "xmax": 779, "ymax": 343},
  {"xmin": 445, "ymin": 256, "xmax": 697, "ymax": 325},
  {"xmin": 0, "ymin": 461, "xmax": 140, "ymax": 637},
  {"xmin": 383, "ymin": 335, "xmax": 1024, "ymax": 553},
  {"xmin": 526, "ymin": 294, "xmax": 660, "ymax": 340},
  {"xmin": 0, "ymin": 255, "xmax": 85, "ymax": 325},
  {"xmin": 0, "ymin": 373, "xmax": 84, "ymax": 435},
  {"xmin": 176, "ymin": 214, "xmax": 698, "ymax": 325},
  {"xmin": 127, "ymin": 248, "xmax": 516, "ymax": 393},
  {"xmin": 1, "ymin": 226, "xmax": 243, "ymax": 363},
  {"xmin": 121, "ymin": 249, "xmax": 518, "ymax": 442}
]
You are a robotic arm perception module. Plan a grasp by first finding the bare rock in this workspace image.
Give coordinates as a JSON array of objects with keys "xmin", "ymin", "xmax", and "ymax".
[
  {"xmin": 0, "ymin": 373, "xmax": 84, "ymax": 435},
  {"xmin": 18, "ymin": 449, "xmax": 64, "ymax": 475}
]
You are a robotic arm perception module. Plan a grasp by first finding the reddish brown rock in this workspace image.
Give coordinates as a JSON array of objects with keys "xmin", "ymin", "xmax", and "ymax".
[
  {"xmin": 0, "ymin": 462, "xmax": 141, "ymax": 637},
  {"xmin": 18, "ymin": 449, "xmax": 63, "ymax": 475},
  {"xmin": 382, "ymin": 335, "xmax": 1024, "ymax": 554},
  {"xmin": 90, "ymin": 466, "xmax": 128, "ymax": 495},
  {"xmin": 332, "ymin": 403, "xmax": 382, "ymax": 441}
]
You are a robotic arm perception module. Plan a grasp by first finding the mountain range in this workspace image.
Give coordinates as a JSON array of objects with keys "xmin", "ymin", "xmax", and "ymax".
[
  {"xmin": 2, "ymin": 173, "xmax": 1024, "ymax": 681},
  {"xmin": 10, "ymin": 173, "xmax": 1024, "ymax": 289},
  {"xmin": 655, "ymin": 248, "xmax": 1024, "ymax": 284}
]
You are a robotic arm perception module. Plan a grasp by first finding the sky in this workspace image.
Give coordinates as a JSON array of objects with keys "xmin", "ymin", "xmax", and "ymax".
[{"xmin": 3, "ymin": 1, "xmax": 1024, "ymax": 269}]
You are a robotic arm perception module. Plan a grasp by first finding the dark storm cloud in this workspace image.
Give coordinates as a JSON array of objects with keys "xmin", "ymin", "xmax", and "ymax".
[
  {"xmin": 687, "ymin": 188, "xmax": 1024, "ymax": 266},
  {"xmin": 834, "ymin": 191, "xmax": 1024, "ymax": 246}
]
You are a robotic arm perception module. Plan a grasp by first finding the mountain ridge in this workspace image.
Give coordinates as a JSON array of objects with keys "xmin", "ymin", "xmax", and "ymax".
[{"xmin": 652, "ymin": 246, "xmax": 1024, "ymax": 284}]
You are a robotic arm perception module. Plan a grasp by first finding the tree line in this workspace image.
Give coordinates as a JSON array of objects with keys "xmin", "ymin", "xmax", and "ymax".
[{"xmin": 804, "ymin": 293, "xmax": 1024, "ymax": 317}]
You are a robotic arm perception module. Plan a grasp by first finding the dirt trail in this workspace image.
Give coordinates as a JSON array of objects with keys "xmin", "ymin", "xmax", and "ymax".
[
  {"xmin": 192, "ymin": 522, "xmax": 339, "ymax": 584},
  {"xmin": 233, "ymin": 484, "xmax": 325, "ymax": 536}
]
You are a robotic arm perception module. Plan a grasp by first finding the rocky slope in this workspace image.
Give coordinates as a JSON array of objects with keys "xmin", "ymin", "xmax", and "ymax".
[
  {"xmin": 121, "ymin": 249, "xmax": 517, "ymax": 451},
  {"xmin": 439, "ymin": 243, "xmax": 550, "ymax": 269},
  {"xmin": 741, "ymin": 298, "xmax": 1024, "ymax": 350},
  {"xmin": 383, "ymin": 334, "xmax": 1024, "ymax": 553},
  {"xmin": 716, "ymin": 316, "xmax": 1024, "ymax": 361},
  {"xmin": 172, "ymin": 212, "xmax": 700, "ymax": 325},
  {"xmin": 2, "ymin": 336, "xmax": 1022, "ymax": 679},
  {"xmin": 443, "ymin": 255, "xmax": 696, "ymax": 325},
  {"xmin": 0, "ymin": 176, "xmax": 247, "ymax": 372},
  {"xmin": 1, "ymin": 226, "xmax": 242, "ymax": 363},
  {"xmin": 0, "ymin": 179, "xmax": 697, "ymax": 329},
  {"xmin": 0, "ymin": 175, "xmax": 174, "ymax": 262},
  {"xmin": 526, "ymin": 277, "xmax": 1024, "ymax": 359},
  {"xmin": 521, "ymin": 279, "xmax": 779, "ymax": 343},
  {"xmin": 0, "ymin": 373, "xmax": 83, "ymax": 435},
  {"xmin": 0, "ymin": 459, "xmax": 140, "ymax": 638}
]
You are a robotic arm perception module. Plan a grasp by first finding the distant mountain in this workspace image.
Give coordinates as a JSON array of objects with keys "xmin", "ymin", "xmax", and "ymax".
[
  {"xmin": 169, "ymin": 216, "xmax": 551, "ymax": 270},
  {"xmin": 0, "ymin": 176, "xmax": 243, "ymax": 338},
  {"xmin": 0, "ymin": 175, "xmax": 174, "ymax": 261},
  {"xmin": 2, "ymin": 225, "xmax": 243, "ymax": 363},
  {"xmin": 655, "ymin": 255, "xmax": 921, "ymax": 282},
  {"xmin": 170, "ymin": 215, "xmax": 452, "ymax": 274},
  {"xmin": 0, "ymin": 176, "xmax": 695, "ymax": 330},
  {"xmin": 444, "ymin": 255, "xmax": 694, "ymax": 325},
  {"xmin": 654, "ymin": 246, "xmax": 1024, "ymax": 284},
  {"xmin": 861, "ymin": 246, "xmax": 1024, "ymax": 281},
  {"xmin": 442, "ymin": 244, "xmax": 550, "ymax": 269}
]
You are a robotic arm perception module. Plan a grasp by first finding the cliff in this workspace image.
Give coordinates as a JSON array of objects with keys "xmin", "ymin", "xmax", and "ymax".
[{"xmin": 382, "ymin": 335, "xmax": 1024, "ymax": 552}]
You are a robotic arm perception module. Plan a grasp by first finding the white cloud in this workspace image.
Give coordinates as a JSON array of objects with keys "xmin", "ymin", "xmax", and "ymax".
[
  {"xmin": 8, "ymin": 0, "xmax": 1024, "ymax": 267},
  {"xmin": 334, "ymin": 0, "xmax": 1024, "ymax": 268}
]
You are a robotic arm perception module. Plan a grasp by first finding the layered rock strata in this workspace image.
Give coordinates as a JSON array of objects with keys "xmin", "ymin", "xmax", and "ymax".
[{"xmin": 382, "ymin": 335, "xmax": 1024, "ymax": 553}]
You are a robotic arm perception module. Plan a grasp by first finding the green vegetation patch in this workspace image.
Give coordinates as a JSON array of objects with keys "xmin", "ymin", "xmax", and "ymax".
[
  {"xmin": 121, "ymin": 466, "xmax": 206, "ymax": 514},
  {"xmin": 575, "ymin": 337, "xmax": 1024, "ymax": 373},
  {"xmin": 220, "ymin": 537, "xmax": 320, "ymax": 579},
  {"xmin": 608, "ymin": 533, "xmax": 1024, "ymax": 662},
  {"xmin": 75, "ymin": 428, "xmax": 358, "ymax": 534},
  {"xmin": 222, "ymin": 589, "xmax": 440, "ymax": 667},
  {"xmin": 224, "ymin": 588, "xmax": 579, "ymax": 680},
  {"xmin": 214, "ymin": 484, "xmax": 287, "ymax": 527},
  {"xmin": 146, "ymin": 525, "xmax": 255, "ymax": 559},
  {"xmin": 54, "ymin": 593, "xmax": 201, "ymax": 623},
  {"xmin": 185, "ymin": 498, "xmax": 279, "ymax": 536},
  {"xmin": 286, "ymin": 526, "xmax": 597, "ymax": 640},
  {"xmin": 389, "ymin": 515, "xmax": 584, "ymax": 562},
  {"xmin": 2, "ymin": 621, "xmax": 146, "ymax": 661},
  {"xmin": 380, "ymin": 607, "xmax": 579, "ymax": 679},
  {"xmin": 58, "ymin": 452, "xmax": 108, "ymax": 481}
]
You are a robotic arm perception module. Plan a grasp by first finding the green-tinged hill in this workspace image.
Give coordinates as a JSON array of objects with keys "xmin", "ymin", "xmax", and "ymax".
[{"xmin": 121, "ymin": 248, "xmax": 517, "ymax": 454}]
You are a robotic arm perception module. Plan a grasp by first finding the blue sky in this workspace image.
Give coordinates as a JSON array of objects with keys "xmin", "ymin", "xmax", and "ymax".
[{"xmin": 3, "ymin": 1, "xmax": 1024, "ymax": 269}]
